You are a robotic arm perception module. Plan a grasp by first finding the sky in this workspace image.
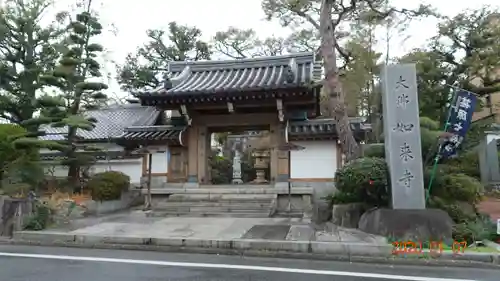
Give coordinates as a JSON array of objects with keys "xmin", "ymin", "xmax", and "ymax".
[{"xmin": 48, "ymin": 0, "xmax": 499, "ymax": 99}]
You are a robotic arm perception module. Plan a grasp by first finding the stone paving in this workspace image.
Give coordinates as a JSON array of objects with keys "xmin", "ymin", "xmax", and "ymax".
[
  {"xmin": 9, "ymin": 210, "xmax": 500, "ymax": 267},
  {"xmin": 36, "ymin": 210, "xmax": 387, "ymax": 244}
]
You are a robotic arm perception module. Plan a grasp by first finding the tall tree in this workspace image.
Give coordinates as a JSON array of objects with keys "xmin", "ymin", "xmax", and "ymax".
[
  {"xmin": 262, "ymin": 0, "xmax": 433, "ymax": 160},
  {"xmin": 340, "ymin": 22, "xmax": 382, "ymax": 117},
  {"xmin": 285, "ymin": 29, "xmax": 320, "ymax": 53},
  {"xmin": 213, "ymin": 27, "xmax": 288, "ymax": 58},
  {"xmin": 318, "ymin": 0, "xmax": 360, "ymax": 160},
  {"xmin": 117, "ymin": 22, "xmax": 211, "ymax": 92},
  {"xmin": 38, "ymin": 0, "xmax": 108, "ymax": 187},
  {"xmin": 0, "ymin": 0, "xmax": 67, "ymax": 130},
  {"xmin": 398, "ymin": 49, "xmax": 450, "ymax": 124},
  {"xmin": 430, "ymin": 6, "xmax": 500, "ymax": 96},
  {"xmin": 398, "ymin": 7, "xmax": 500, "ymax": 125}
]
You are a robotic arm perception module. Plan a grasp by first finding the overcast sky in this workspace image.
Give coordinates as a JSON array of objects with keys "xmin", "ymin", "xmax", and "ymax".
[{"xmin": 49, "ymin": 0, "xmax": 499, "ymax": 98}]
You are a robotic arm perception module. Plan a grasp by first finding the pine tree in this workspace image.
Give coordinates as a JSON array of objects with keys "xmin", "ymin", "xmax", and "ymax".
[
  {"xmin": 117, "ymin": 21, "xmax": 211, "ymax": 92},
  {"xmin": 38, "ymin": 0, "xmax": 108, "ymax": 187},
  {"xmin": 0, "ymin": 0, "xmax": 67, "ymax": 131}
]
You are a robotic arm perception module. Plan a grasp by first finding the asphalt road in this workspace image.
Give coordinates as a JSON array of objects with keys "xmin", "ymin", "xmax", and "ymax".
[{"xmin": 0, "ymin": 245, "xmax": 498, "ymax": 281}]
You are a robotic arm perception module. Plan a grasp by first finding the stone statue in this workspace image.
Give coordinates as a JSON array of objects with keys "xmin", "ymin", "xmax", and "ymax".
[{"xmin": 231, "ymin": 142, "xmax": 243, "ymax": 184}]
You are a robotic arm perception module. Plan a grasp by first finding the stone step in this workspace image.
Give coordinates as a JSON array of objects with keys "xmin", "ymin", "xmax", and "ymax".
[
  {"xmin": 156, "ymin": 201, "xmax": 271, "ymax": 208},
  {"xmin": 168, "ymin": 193, "xmax": 276, "ymax": 201},
  {"xmin": 152, "ymin": 187, "xmax": 277, "ymax": 195},
  {"xmin": 156, "ymin": 207, "xmax": 271, "ymax": 213},
  {"xmin": 150, "ymin": 211, "xmax": 272, "ymax": 218},
  {"xmin": 151, "ymin": 189, "xmax": 276, "ymax": 218},
  {"xmin": 166, "ymin": 198, "xmax": 274, "ymax": 204},
  {"xmin": 273, "ymin": 212, "xmax": 304, "ymax": 218},
  {"xmin": 200, "ymin": 184, "xmax": 273, "ymax": 189}
]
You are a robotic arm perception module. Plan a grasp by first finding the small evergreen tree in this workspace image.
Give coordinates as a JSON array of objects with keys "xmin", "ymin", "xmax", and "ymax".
[
  {"xmin": 0, "ymin": 124, "xmax": 42, "ymax": 191},
  {"xmin": 38, "ymin": 0, "xmax": 108, "ymax": 188}
]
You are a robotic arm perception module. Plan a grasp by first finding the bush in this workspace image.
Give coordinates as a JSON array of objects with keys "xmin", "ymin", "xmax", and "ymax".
[
  {"xmin": 24, "ymin": 202, "xmax": 52, "ymax": 231},
  {"xmin": 209, "ymin": 154, "xmax": 232, "ymax": 184},
  {"xmin": 335, "ymin": 157, "xmax": 389, "ymax": 206},
  {"xmin": 427, "ymin": 196, "xmax": 477, "ymax": 223},
  {"xmin": 420, "ymin": 127, "xmax": 441, "ymax": 156},
  {"xmin": 363, "ymin": 143, "xmax": 385, "ymax": 158},
  {"xmin": 445, "ymin": 152, "xmax": 480, "ymax": 179},
  {"xmin": 453, "ymin": 215, "xmax": 498, "ymax": 245},
  {"xmin": 88, "ymin": 171, "xmax": 130, "ymax": 201},
  {"xmin": 453, "ymin": 223, "xmax": 475, "ymax": 245},
  {"xmin": 440, "ymin": 174, "xmax": 483, "ymax": 203},
  {"xmin": 361, "ymin": 128, "xmax": 442, "ymax": 160},
  {"xmin": 424, "ymin": 166, "xmax": 483, "ymax": 203},
  {"xmin": 419, "ymin": 116, "xmax": 440, "ymax": 130},
  {"xmin": 324, "ymin": 191, "xmax": 361, "ymax": 206}
]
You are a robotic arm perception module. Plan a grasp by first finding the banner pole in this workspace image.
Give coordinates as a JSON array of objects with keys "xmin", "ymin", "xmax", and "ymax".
[{"xmin": 425, "ymin": 89, "xmax": 458, "ymax": 204}]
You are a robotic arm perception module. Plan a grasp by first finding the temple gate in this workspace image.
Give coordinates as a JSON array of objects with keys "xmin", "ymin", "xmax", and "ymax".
[{"xmin": 118, "ymin": 52, "xmax": 370, "ymax": 219}]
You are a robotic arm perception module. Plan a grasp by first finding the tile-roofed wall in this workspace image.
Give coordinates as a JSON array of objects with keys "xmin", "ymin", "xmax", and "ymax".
[
  {"xmin": 40, "ymin": 104, "xmax": 161, "ymax": 141},
  {"xmin": 288, "ymin": 117, "xmax": 371, "ymax": 141},
  {"xmin": 145, "ymin": 52, "xmax": 322, "ymax": 96},
  {"xmin": 289, "ymin": 117, "xmax": 370, "ymax": 132}
]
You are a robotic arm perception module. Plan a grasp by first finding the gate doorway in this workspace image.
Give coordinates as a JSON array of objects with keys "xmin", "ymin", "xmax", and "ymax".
[{"xmin": 208, "ymin": 126, "xmax": 271, "ymax": 185}]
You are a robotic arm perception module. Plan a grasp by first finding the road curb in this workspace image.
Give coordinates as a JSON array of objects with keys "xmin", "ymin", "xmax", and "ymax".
[{"xmin": 4, "ymin": 231, "xmax": 500, "ymax": 269}]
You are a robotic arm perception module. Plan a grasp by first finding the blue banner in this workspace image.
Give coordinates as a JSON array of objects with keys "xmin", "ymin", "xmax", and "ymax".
[{"xmin": 440, "ymin": 90, "xmax": 477, "ymax": 158}]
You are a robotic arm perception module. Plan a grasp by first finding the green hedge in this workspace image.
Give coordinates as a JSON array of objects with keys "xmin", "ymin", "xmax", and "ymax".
[
  {"xmin": 88, "ymin": 171, "xmax": 130, "ymax": 201},
  {"xmin": 334, "ymin": 157, "xmax": 389, "ymax": 206},
  {"xmin": 333, "ymin": 157, "xmax": 482, "ymax": 208},
  {"xmin": 445, "ymin": 152, "xmax": 480, "ymax": 179}
]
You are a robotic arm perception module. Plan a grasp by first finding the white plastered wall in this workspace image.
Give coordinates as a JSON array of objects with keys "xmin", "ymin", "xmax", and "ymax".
[{"xmin": 290, "ymin": 140, "xmax": 337, "ymax": 179}]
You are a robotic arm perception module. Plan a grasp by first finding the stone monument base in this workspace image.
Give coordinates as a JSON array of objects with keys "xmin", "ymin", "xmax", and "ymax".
[{"xmin": 358, "ymin": 208, "xmax": 453, "ymax": 241}]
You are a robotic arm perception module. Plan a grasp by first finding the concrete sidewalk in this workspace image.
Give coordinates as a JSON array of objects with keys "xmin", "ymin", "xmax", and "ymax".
[{"xmin": 6, "ymin": 210, "xmax": 500, "ymax": 268}]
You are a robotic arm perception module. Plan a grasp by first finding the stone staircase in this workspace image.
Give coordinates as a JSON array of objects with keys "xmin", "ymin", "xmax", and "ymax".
[{"xmin": 151, "ymin": 185, "xmax": 277, "ymax": 217}]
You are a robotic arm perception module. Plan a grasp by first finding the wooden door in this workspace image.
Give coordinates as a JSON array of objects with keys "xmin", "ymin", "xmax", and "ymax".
[{"xmin": 168, "ymin": 147, "xmax": 187, "ymax": 182}]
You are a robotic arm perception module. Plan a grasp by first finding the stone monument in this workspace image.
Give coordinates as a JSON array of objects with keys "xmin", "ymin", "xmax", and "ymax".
[
  {"xmin": 381, "ymin": 63, "xmax": 425, "ymax": 209},
  {"xmin": 232, "ymin": 149, "xmax": 243, "ymax": 184},
  {"xmin": 478, "ymin": 131, "xmax": 500, "ymax": 185},
  {"xmin": 358, "ymin": 64, "xmax": 453, "ymax": 240}
]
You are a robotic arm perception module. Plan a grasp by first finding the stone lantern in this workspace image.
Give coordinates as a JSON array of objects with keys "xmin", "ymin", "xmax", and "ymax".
[{"xmin": 246, "ymin": 132, "xmax": 271, "ymax": 184}]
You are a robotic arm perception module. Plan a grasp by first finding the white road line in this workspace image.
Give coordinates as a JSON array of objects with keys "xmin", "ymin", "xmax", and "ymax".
[{"xmin": 0, "ymin": 252, "xmax": 476, "ymax": 281}]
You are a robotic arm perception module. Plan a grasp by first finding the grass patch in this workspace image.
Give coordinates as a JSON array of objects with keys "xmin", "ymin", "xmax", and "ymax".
[
  {"xmin": 390, "ymin": 243, "xmax": 499, "ymax": 253},
  {"xmin": 460, "ymin": 246, "xmax": 498, "ymax": 253}
]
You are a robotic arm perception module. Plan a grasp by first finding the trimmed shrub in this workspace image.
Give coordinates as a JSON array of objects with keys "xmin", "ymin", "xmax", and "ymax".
[
  {"xmin": 427, "ymin": 196, "xmax": 477, "ymax": 223},
  {"xmin": 335, "ymin": 157, "xmax": 389, "ymax": 206},
  {"xmin": 445, "ymin": 152, "xmax": 480, "ymax": 179},
  {"xmin": 419, "ymin": 116, "xmax": 440, "ymax": 130},
  {"xmin": 424, "ymin": 165, "xmax": 483, "ymax": 202},
  {"xmin": 324, "ymin": 191, "xmax": 361, "ymax": 206},
  {"xmin": 88, "ymin": 171, "xmax": 130, "ymax": 201},
  {"xmin": 420, "ymin": 127, "xmax": 441, "ymax": 156},
  {"xmin": 440, "ymin": 173, "xmax": 483, "ymax": 203},
  {"xmin": 363, "ymin": 143, "xmax": 385, "ymax": 158}
]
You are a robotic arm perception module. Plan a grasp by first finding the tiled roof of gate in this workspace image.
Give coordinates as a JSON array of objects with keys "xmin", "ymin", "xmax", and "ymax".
[
  {"xmin": 140, "ymin": 52, "xmax": 322, "ymax": 96},
  {"xmin": 40, "ymin": 104, "xmax": 161, "ymax": 141},
  {"xmin": 119, "ymin": 125, "xmax": 184, "ymax": 142}
]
